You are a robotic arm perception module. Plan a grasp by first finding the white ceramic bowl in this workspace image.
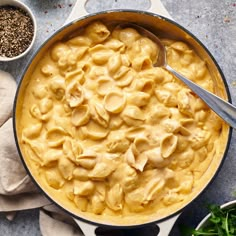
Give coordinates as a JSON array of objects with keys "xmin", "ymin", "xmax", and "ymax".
[
  {"xmin": 195, "ymin": 200, "xmax": 236, "ymax": 232},
  {"xmin": 0, "ymin": 0, "xmax": 37, "ymax": 62}
]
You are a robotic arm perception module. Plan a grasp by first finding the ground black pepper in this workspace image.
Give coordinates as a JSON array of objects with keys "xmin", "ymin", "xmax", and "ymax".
[{"xmin": 0, "ymin": 5, "xmax": 34, "ymax": 58}]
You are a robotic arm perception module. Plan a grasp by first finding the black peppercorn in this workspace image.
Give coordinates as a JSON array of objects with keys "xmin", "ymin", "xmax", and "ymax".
[{"xmin": 0, "ymin": 5, "xmax": 34, "ymax": 58}]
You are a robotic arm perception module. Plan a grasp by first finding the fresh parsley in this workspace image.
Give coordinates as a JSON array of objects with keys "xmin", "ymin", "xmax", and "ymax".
[{"xmin": 181, "ymin": 204, "xmax": 236, "ymax": 236}]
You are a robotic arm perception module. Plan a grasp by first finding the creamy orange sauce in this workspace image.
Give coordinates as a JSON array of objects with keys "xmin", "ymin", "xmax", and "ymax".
[{"xmin": 18, "ymin": 21, "xmax": 229, "ymax": 225}]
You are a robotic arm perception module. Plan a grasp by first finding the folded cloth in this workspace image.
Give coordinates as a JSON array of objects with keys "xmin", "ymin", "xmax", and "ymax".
[{"xmin": 0, "ymin": 70, "xmax": 84, "ymax": 236}]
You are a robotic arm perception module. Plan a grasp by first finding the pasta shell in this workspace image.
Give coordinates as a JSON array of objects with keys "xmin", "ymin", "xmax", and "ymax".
[
  {"xmin": 114, "ymin": 27, "xmax": 140, "ymax": 47},
  {"xmin": 170, "ymin": 41, "xmax": 190, "ymax": 52},
  {"xmin": 163, "ymin": 191, "xmax": 181, "ymax": 206},
  {"xmin": 144, "ymin": 177, "xmax": 165, "ymax": 202},
  {"xmin": 53, "ymin": 118, "xmax": 72, "ymax": 137},
  {"xmin": 104, "ymin": 38, "xmax": 125, "ymax": 52},
  {"xmin": 45, "ymin": 169, "xmax": 64, "ymax": 189},
  {"xmin": 30, "ymin": 104, "xmax": 42, "ymax": 120},
  {"xmin": 89, "ymin": 162, "xmax": 116, "ymax": 180},
  {"xmin": 64, "ymin": 184, "xmax": 75, "ymax": 201},
  {"xmin": 104, "ymin": 91, "xmax": 126, "ymax": 114},
  {"xmin": 67, "ymin": 53, "xmax": 77, "ymax": 67},
  {"xmin": 113, "ymin": 65, "xmax": 129, "ymax": 80},
  {"xmin": 123, "ymin": 105, "xmax": 145, "ymax": 120},
  {"xmin": 72, "ymin": 141, "xmax": 84, "ymax": 159},
  {"xmin": 112, "ymin": 163, "xmax": 138, "ymax": 194},
  {"xmin": 139, "ymin": 67, "xmax": 167, "ymax": 84},
  {"xmin": 106, "ymin": 133, "xmax": 130, "ymax": 153},
  {"xmin": 73, "ymin": 180, "xmax": 95, "ymax": 196},
  {"xmin": 125, "ymin": 147, "xmax": 148, "ymax": 172},
  {"xmin": 162, "ymin": 119, "xmax": 181, "ymax": 133},
  {"xmin": 63, "ymin": 137, "xmax": 83, "ymax": 162},
  {"xmin": 195, "ymin": 110, "xmax": 208, "ymax": 122},
  {"xmin": 136, "ymin": 79, "xmax": 154, "ymax": 95},
  {"xmin": 58, "ymin": 157, "xmax": 75, "ymax": 180},
  {"xmin": 127, "ymin": 91, "xmax": 150, "ymax": 107},
  {"xmin": 121, "ymin": 54, "xmax": 131, "ymax": 66},
  {"xmin": 194, "ymin": 146, "xmax": 208, "ymax": 162},
  {"xmin": 75, "ymin": 151, "xmax": 97, "ymax": 169},
  {"xmin": 32, "ymin": 84, "xmax": 48, "ymax": 99},
  {"xmin": 146, "ymin": 147, "xmax": 171, "ymax": 168},
  {"xmin": 39, "ymin": 98, "xmax": 53, "ymax": 114},
  {"xmin": 74, "ymin": 196, "xmax": 88, "ymax": 212},
  {"xmin": 85, "ymin": 21, "xmax": 110, "ymax": 43},
  {"xmin": 65, "ymin": 69, "xmax": 85, "ymax": 86},
  {"xmin": 122, "ymin": 105, "xmax": 145, "ymax": 126},
  {"xmin": 22, "ymin": 123, "xmax": 42, "ymax": 139},
  {"xmin": 155, "ymin": 89, "xmax": 177, "ymax": 107},
  {"xmin": 46, "ymin": 127, "xmax": 68, "ymax": 147},
  {"xmin": 96, "ymin": 77, "xmax": 115, "ymax": 96},
  {"xmin": 107, "ymin": 53, "xmax": 122, "ymax": 74},
  {"xmin": 175, "ymin": 135, "xmax": 190, "ymax": 153},
  {"xmin": 25, "ymin": 141, "xmax": 45, "ymax": 164},
  {"xmin": 133, "ymin": 137, "xmax": 150, "ymax": 153},
  {"xmin": 90, "ymin": 102, "xmax": 110, "ymax": 128},
  {"xmin": 125, "ymin": 126, "xmax": 146, "ymax": 140},
  {"xmin": 66, "ymin": 139, "xmax": 84, "ymax": 162},
  {"xmin": 132, "ymin": 55, "xmax": 153, "ymax": 71},
  {"xmin": 125, "ymin": 188, "xmax": 145, "ymax": 212},
  {"xmin": 91, "ymin": 194, "xmax": 106, "ymax": 214},
  {"xmin": 177, "ymin": 89, "xmax": 194, "ymax": 117},
  {"xmin": 106, "ymin": 184, "xmax": 123, "ymax": 211},
  {"xmin": 160, "ymin": 134, "xmax": 178, "ymax": 158},
  {"xmin": 190, "ymin": 129, "xmax": 211, "ymax": 150},
  {"xmin": 51, "ymin": 42, "xmax": 70, "ymax": 61},
  {"xmin": 95, "ymin": 182, "xmax": 106, "ymax": 201},
  {"xmin": 42, "ymin": 149, "xmax": 62, "ymax": 167},
  {"xmin": 116, "ymin": 68, "xmax": 135, "ymax": 87},
  {"xmin": 177, "ymin": 150, "xmax": 194, "ymax": 169},
  {"xmin": 177, "ymin": 171, "xmax": 194, "ymax": 194},
  {"xmin": 68, "ymin": 36, "xmax": 92, "ymax": 46},
  {"xmin": 123, "ymin": 170, "xmax": 138, "ymax": 193},
  {"xmin": 65, "ymin": 82, "xmax": 84, "ymax": 108},
  {"xmin": 71, "ymin": 105, "xmax": 90, "ymax": 127},
  {"xmin": 81, "ymin": 121, "xmax": 109, "ymax": 140},
  {"xmin": 85, "ymin": 65, "xmax": 107, "ymax": 82},
  {"xmin": 89, "ymin": 44, "xmax": 113, "ymax": 65},
  {"xmin": 73, "ymin": 167, "xmax": 89, "ymax": 181},
  {"xmin": 41, "ymin": 64, "xmax": 58, "ymax": 77},
  {"xmin": 146, "ymin": 106, "xmax": 171, "ymax": 125}
]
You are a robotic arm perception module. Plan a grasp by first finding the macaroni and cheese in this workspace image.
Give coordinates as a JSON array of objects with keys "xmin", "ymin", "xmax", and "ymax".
[{"xmin": 18, "ymin": 21, "xmax": 229, "ymax": 225}]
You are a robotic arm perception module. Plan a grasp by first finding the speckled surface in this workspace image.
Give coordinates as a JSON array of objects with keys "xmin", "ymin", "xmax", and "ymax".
[{"xmin": 0, "ymin": 0, "xmax": 236, "ymax": 235}]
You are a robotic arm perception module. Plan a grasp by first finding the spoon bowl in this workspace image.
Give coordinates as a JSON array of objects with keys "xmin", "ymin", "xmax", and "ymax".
[{"xmin": 119, "ymin": 23, "xmax": 236, "ymax": 129}]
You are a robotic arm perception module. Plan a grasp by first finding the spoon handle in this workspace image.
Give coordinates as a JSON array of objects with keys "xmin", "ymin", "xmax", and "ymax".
[{"xmin": 166, "ymin": 64, "xmax": 236, "ymax": 129}]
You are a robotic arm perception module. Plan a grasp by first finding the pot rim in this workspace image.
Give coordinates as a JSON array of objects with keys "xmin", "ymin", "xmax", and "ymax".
[{"xmin": 13, "ymin": 9, "xmax": 233, "ymax": 228}]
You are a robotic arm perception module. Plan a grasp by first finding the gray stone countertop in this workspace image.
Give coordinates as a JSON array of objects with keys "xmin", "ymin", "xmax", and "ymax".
[{"xmin": 0, "ymin": 0, "xmax": 236, "ymax": 235}]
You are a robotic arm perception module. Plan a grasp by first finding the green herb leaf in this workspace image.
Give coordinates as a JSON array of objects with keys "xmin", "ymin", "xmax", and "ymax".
[{"xmin": 181, "ymin": 203, "xmax": 236, "ymax": 236}]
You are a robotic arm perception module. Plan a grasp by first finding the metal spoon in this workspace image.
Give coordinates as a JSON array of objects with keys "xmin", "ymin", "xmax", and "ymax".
[{"xmin": 119, "ymin": 23, "xmax": 236, "ymax": 129}]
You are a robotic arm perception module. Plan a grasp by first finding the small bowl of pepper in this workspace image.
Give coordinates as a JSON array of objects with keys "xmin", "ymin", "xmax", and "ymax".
[{"xmin": 0, "ymin": 0, "xmax": 37, "ymax": 61}]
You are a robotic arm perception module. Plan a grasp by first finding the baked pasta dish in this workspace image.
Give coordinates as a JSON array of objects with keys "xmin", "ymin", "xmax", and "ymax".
[{"xmin": 17, "ymin": 21, "xmax": 229, "ymax": 225}]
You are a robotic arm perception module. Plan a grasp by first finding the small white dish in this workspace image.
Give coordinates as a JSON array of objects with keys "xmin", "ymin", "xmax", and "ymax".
[
  {"xmin": 0, "ymin": 0, "xmax": 37, "ymax": 62},
  {"xmin": 195, "ymin": 200, "xmax": 236, "ymax": 231}
]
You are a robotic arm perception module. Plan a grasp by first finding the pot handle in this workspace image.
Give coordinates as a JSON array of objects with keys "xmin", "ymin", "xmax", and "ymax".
[
  {"xmin": 148, "ymin": 0, "xmax": 172, "ymax": 19},
  {"xmin": 65, "ymin": 0, "xmax": 172, "ymax": 25},
  {"xmin": 156, "ymin": 213, "xmax": 181, "ymax": 236},
  {"xmin": 65, "ymin": 0, "xmax": 88, "ymax": 24},
  {"xmin": 73, "ymin": 218, "xmax": 97, "ymax": 236},
  {"xmin": 73, "ymin": 213, "xmax": 181, "ymax": 236}
]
